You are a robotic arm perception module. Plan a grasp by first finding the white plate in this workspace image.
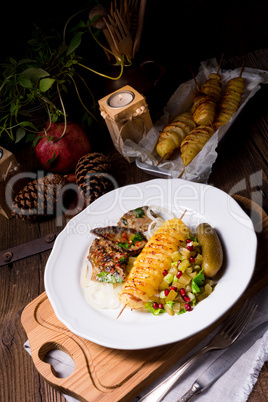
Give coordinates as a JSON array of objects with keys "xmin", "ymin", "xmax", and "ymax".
[{"xmin": 44, "ymin": 179, "xmax": 257, "ymax": 350}]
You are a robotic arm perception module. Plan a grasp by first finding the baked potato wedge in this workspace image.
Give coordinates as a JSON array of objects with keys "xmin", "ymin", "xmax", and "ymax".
[
  {"xmin": 156, "ymin": 112, "xmax": 196, "ymax": 159},
  {"xmin": 192, "ymin": 73, "xmax": 222, "ymax": 125},
  {"xmin": 213, "ymin": 76, "xmax": 245, "ymax": 130},
  {"xmin": 119, "ymin": 218, "xmax": 189, "ymax": 309},
  {"xmin": 180, "ymin": 125, "xmax": 214, "ymax": 166}
]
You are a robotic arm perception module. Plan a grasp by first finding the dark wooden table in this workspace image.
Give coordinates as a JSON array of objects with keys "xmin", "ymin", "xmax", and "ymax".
[{"xmin": 0, "ymin": 48, "xmax": 268, "ymax": 401}]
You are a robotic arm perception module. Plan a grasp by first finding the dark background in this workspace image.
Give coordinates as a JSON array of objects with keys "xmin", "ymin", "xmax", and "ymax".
[
  {"xmin": 3, "ymin": 1, "xmax": 268, "ymax": 61},
  {"xmin": 2, "ymin": 0, "xmax": 268, "ymax": 120}
]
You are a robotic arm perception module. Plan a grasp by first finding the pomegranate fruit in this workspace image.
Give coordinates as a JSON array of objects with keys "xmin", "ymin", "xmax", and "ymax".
[{"xmin": 34, "ymin": 122, "xmax": 91, "ymax": 173}]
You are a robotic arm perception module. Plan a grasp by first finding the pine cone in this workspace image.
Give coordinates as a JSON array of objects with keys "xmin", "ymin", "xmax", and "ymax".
[
  {"xmin": 12, "ymin": 173, "xmax": 67, "ymax": 220},
  {"xmin": 75, "ymin": 153, "xmax": 113, "ymax": 206}
]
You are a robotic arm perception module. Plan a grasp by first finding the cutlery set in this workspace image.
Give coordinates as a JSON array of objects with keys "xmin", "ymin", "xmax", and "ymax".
[
  {"xmin": 102, "ymin": 0, "xmax": 146, "ymax": 61},
  {"xmin": 139, "ymin": 299, "xmax": 263, "ymax": 401},
  {"xmin": 178, "ymin": 320, "xmax": 268, "ymax": 401}
]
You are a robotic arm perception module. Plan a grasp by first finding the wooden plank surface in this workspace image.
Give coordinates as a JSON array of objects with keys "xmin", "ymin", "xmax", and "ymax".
[{"xmin": 1, "ymin": 46, "xmax": 268, "ymax": 401}]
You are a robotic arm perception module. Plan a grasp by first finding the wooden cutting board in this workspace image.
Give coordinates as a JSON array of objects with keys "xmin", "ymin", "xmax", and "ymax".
[{"xmin": 21, "ymin": 196, "xmax": 268, "ymax": 402}]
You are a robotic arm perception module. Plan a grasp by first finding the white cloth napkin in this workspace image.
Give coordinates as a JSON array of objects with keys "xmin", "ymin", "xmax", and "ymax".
[{"xmin": 24, "ymin": 286, "xmax": 268, "ymax": 402}]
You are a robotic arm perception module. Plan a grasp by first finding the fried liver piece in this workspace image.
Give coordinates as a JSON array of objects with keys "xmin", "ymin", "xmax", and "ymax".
[
  {"xmin": 89, "ymin": 238, "xmax": 128, "ymax": 282},
  {"xmin": 89, "ymin": 206, "xmax": 156, "ymax": 283},
  {"xmin": 117, "ymin": 206, "xmax": 156, "ymax": 233},
  {"xmin": 90, "ymin": 226, "xmax": 147, "ymax": 256}
]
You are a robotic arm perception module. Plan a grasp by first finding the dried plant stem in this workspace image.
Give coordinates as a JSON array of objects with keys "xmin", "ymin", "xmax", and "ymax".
[
  {"xmin": 56, "ymin": 81, "xmax": 67, "ymax": 139},
  {"xmin": 62, "ymin": 7, "xmax": 89, "ymax": 45},
  {"xmin": 68, "ymin": 74, "xmax": 99, "ymax": 123}
]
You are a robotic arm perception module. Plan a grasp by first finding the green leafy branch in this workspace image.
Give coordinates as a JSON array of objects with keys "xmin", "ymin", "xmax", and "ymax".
[{"xmin": 0, "ymin": 4, "xmax": 128, "ymax": 145}]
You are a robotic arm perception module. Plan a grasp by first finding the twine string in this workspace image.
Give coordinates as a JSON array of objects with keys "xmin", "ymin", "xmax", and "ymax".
[
  {"xmin": 0, "ymin": 160, "xmax": 20, "ymax": 182},
  {"xmin": 100, "ymin": 104, "xmax": 148, "ymax": 129}
]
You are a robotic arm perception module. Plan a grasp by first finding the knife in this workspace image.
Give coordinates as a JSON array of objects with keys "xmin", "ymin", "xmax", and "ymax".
[{"xmin": 178, "ymin": 320, "xmax": 268, "ymax": 401}]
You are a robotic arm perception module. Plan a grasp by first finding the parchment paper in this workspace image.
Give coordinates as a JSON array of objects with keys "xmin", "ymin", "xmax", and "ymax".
[{"xmin": 123, "ymin": 59, "xmax": 268, "ymax": 183}]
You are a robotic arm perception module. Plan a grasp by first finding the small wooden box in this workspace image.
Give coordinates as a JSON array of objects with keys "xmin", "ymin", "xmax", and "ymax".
[
  {"xmin": 98, "ymin": 85, "xmax": 153, "ymax": 161},
  {"xmin": 0, "ymin": 147, "xmax": 19, "ymax": 219}
]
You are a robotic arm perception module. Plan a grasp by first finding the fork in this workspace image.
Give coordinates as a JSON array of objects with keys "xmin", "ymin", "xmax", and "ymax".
[
  {"xmin": 104, "ymin": 9, "xmax": 133, "ymax": 60},
  {"xmin": 138, "ymin": 299, "xmax": 257, "ymax": 402},
  {"xmin": 111, "ymin": 0, "xmax": 132, "ymax": 29}
]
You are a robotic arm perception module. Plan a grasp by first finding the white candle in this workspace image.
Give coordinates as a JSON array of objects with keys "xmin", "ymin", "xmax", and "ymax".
[{"xmin": 107, "ymin": 90, "xmax": 135, "ymax": 108}]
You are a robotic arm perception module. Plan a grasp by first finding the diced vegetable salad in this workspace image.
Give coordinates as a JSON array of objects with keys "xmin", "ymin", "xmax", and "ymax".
[{"xmin": 145, "ymin": 233, "xmax": 216, "ymax": 316}]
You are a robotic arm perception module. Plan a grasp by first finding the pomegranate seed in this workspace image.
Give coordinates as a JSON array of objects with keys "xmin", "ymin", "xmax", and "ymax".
[
  {"xmin": 176, "ymin": 270, "xmax": 182, "ymax": 279},
  {"xmin": 184, "ymin": 296, "xmax": 190, "ymax": 302},
  {"xmin": 153, "ymin": 302, "xmax": 158, "ymax": 309},
  {"xmin": 190, "ymin": 256, "xmax": 195, "ymax": 263},
  {"xmin": 186, "ymin": 244, "xmax": 194, "ymax": 251},
  {"xmin": 170, "ymin": 286, "xmax": 177, "ymax": 291},
  {"xmin": 158, "ymin": 303, "xmax": 163, "ymax": 309},
  {"xmin": 177, "ymin": 260, "xmax": 182, "ymax": 267},
  {"xmin": 164, "ymin": 289, "xmax": 170, "ymax": 296},
  {"xmin": 180, "ymin": 288, "xmax": 186, "ymax": 297},
  {"xmin": 185, "ymin": 303, "xmax": 192, "ymax": 311},
  {"xmin": 163, "ymin": 270, "xmax": 168, "ymax": 276}
]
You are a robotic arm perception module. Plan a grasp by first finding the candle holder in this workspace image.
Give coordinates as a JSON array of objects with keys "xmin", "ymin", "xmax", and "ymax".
[
  {"xmin": 0, "ymin": 147, "xmax": 20, "ymax": 219},
  {"xmin": 98, "ymin": 85, "xmax": 153, "ymax": 162}
]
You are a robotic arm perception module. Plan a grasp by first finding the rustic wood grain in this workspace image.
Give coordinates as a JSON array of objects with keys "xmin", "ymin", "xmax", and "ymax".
[{"xmin": 20, "ymin": 254, "xmax": 268, "ymax": 402}]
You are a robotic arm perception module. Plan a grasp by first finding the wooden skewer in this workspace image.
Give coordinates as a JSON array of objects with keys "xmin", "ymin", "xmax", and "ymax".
[
  {"xmin": 117, "ymin": 304, "xmax": 126, "ymax": 319},
  {"xmin": 156, "ymin": 153, "xmax": 168, "ymax": 166},
  {"xmin": 178, "ymin": 167, "xmax": 185, "ymax": 178},
  {"xmin": 239, "ymin": 56, "xmax": 246, "ymax": 77},
  {"xmin": 217, "ymin": 53, "xmax": 224, "ymax": 75},
  {"xmin": 179, "ymin": 209, "xmax": 187, "ymax": 220},
  {"xmin": 189, "ymin": 64, "xmax": 200, "ymax": 91}
]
